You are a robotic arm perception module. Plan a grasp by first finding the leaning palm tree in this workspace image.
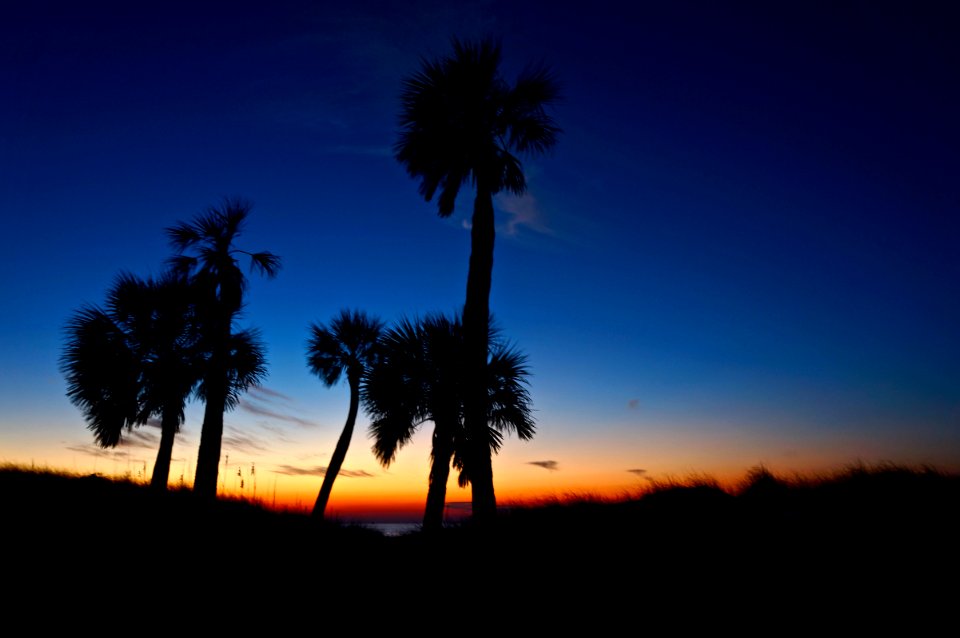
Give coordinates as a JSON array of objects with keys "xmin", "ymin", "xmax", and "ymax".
[
  {"xmin": 167, "ymin": 199, "xmax": 280, "ymax": 498},
  {"xmin": 364, "ymin": 314, "xmax": 535, "ymax": 530},
  {"xmin": 396, "ymin": 37, "xmax": 560, "ymax": 520},
  {"xmin": 61, "ymin": 272, "xmax": 200, "ymax": 489},
  {"xmin": 306, "ymin": 309, "xmax": 384, "ymax": 518}
]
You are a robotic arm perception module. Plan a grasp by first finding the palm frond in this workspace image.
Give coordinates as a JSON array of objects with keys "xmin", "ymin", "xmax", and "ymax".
[
  {"xmin": 223, "ymin": 328, "xmax": 267, "ymax": 410},
  {"xmin": 216, "ymin": 197, "xmax": 251, "ymax": 240},
  {"xmin": 369, "ymin": 413, "xmax": 419, "ymax": 466},
  {"xmin": 248, "ymin": 251, "xmax": 282, "ymax": 278},
  {"xmin": 166, "ymin": 222, "xmax": 202, "ymax": 252},
  {"xmin": 498, "ymin": 151, "xmax": 526, "ymax": 195},
  {"xmin": 306, "ymin": 324, "xmax": 345, "ymax": 387},
  {"xmin": 61, "ymin": 305, "xmax": 142, "ymax": 447},
  {"xmin": 166, "ymin": 254, "xmax": 198, "ymax": 277}
]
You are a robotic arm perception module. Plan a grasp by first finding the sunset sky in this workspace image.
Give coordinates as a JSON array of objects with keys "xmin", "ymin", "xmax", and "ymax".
[{"xmin": 2, "ymin": 1, "xmax": 957, "ymax": 521}]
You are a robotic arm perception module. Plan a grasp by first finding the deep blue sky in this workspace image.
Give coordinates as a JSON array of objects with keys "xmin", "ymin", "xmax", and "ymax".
[{"xmin": 2, "ymin": 1, "xmax": 958, "ymax": 495}]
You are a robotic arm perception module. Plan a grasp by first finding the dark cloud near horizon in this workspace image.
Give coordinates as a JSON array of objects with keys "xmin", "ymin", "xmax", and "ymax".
[
  {"xmin": 272, "ymin": 464, "xmax": 373, "ymax": 478},
  {"xmin": 239, "ymin": 398, "xmax": 316, "ymax": 428},
  {"xmin": 528, "ymin": 460, "xmax": 559, "ymax": 471},
  {"xmin": 627, "ymin": 468, "xmax": 647, "ymax": 476}
]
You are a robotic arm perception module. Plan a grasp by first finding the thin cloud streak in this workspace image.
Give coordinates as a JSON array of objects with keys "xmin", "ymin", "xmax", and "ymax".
[
  {"xmin": 65, "ymin": 444, "xmax": 129, "ymax": 460},
  {"xmin": 118, "ymin": 429, "xmax": 159, "ymax": 449},
  {"xmin": 254, "ymin": 422, "xmax": 294, "ymax": 443},
  {"xmin": 272, "ymin": 464, "xmax": 374, "ymax": 478},
  {"xmin": 221, "ymin": 427, "xmax": 271, "ymax": 455},
  {"xmin": 528, "ymin": 460, "xmax": 559, "ymax": 471},
  {"xmin": 238, "ymin": 399, "xmax": 316, "ymax": 428},
  {"xmin": 247, "ymin": 386, "xmax": 295, "ymax": 404}
]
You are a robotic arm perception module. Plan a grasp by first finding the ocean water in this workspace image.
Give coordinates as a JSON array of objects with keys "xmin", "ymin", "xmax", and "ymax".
[{"xmin": 364, "ymin": 522, "xmax": 421, "ymax": 537}]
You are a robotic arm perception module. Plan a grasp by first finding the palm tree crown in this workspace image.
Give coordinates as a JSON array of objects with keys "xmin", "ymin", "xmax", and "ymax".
[
  {"xmin": 307, "ymin": 309, "xmax": 384, "ymax": 518},
  {"xmin": 61, "ymin": 272, "xmax": 200, "ymax": 488},
  {"xmin": 167, "ymin": 198, "xmax": 281, "ymax": 313},
  {"xmin": 396, "ymin": 37, "xmax": 561, "ymax": 215},
  {"xmin": 364, "ymin": 313, "xmax": 534, "ymax": 528},
  {"xmin": 307, "ymin": 310, "xmax": 384, "ymax": 389}
]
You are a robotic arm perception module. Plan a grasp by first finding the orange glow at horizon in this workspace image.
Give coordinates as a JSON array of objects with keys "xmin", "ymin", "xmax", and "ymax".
[{"xmin": 6, "ymin": 409, "xmax": 959, "ymax": 523}]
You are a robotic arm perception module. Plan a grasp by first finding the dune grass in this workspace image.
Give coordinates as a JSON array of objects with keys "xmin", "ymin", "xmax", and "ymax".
[
  {"xmin": 7, "ymin": 461, "xmax": 953, "ymax": 624},
  {"xmin": 4, "ymin": 461, "xmax": 956, "ymax": 578}
]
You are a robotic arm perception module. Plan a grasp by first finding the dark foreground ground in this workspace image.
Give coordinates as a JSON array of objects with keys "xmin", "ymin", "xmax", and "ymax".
[{"xmin": 4, "ymin": 464, "xmax": 958, "ymax": 624}]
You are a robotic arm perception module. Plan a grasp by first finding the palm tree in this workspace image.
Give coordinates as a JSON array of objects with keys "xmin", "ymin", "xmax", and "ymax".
[
  {"xmin": 61, "ymin": 272, "xmax": 199, "ymax": 489},
  {"xmin": 364, "ymin": 314, "xmax": 535, "ymax": 530},
  {"xmin": 306, "ymin": 309, "xmax": 384, "ymax": 518},
  {"xmin": 395, "ymin": 37, "xmax": 560, "ymax": 520},
  {"xmin": 167, "ymin": 199, "xmax": 280, "ymax": 498}
]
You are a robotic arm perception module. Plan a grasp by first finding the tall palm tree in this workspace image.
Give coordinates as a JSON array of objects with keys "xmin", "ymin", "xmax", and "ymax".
[
  {"xmin": 306, "ymin": 309, "xmax": 384, "ymax": 519},
  {"xmin": 61, "ymin": 272, "xmax": 199, "ymax": 489},
  {"xmin": 167, "ymin": 199, "xmax": 280, "ymax": 498},
  {"xmin": 364, "ymin": 314, "xmax": 535, "ymax": 530},
  {"xmin": 395, "ymin": 37, "xmax": 560, "ymax": 520}
]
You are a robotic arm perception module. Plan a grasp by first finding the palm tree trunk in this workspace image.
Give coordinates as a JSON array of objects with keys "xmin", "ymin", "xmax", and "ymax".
[
  {"xmin": 462, "ymin": 185, "xmax": 497, "ymax": 522},
  {"xmin": 193, "ymin": 387, "xmax": 225, "ymax": 498},
  {"xmin": 423, "ymin": 424, "xmax": 455, "ymax": 531},
  {"xmin": 312, "ymin": 375, "xmax": 360, "ymax": 518},
  {"xmin": 151, "ymin": 405, "xmax": 179, "ymax": 490},
  {"xmin": 194, "ymin": 308, "xmax": 231, "ymax": 499}
]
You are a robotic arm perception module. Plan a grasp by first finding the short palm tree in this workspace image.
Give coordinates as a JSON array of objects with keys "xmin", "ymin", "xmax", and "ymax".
[
  {"xmin": 364, "ymin": 314, "xmax": 534, "ymax": 530},
  {"xmin": 61, "ymin": 272, "xmax": 199, "ymax": 489},
  {"xmin": 167, "ymin": 199, "xmax": 280, "ymax": 498},
  {"xmin": 396, "ymin": 38, "xmax": 559, "ymax": 520},
  {"xmin": 306, "ymin": 309, "xmax": 384, "ymax": 519}
]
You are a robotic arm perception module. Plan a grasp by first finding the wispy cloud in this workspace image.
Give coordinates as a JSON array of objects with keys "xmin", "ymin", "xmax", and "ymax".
[
  {"xmin": 118, "ymin": 429, "xmax": 159, "ymax": 450},
  {"xmin": 254, "ymin": 422, "xmax": 294, "ymax": 443},
  {"xmin": 627, "ymin": 468, "xmax": 647, "ymax": 477},
  {"xmin": 528, "ymin": 460, "xmax": 559, "ymax": 471},
  {"xmin": 272, "ymin": 464, "xmax": 374, "ymax": 478},
  {"xmin": 65, "ymin": 444, "xmax": 129, "ymax": 460},
  {"xmin": 295, "ymin": 452, "xmax": 329, "ymax": 461},
  {"xmin": 238, "ymin": 398, "xmax": 316, "ymax": 428},
  {"xmin": 497, "ymin": 193, "xmax": 553, "ymax": 237},
  {"xmin": 247, "ymin": 386, "xmax": 294, "ymax": 404},
  {"xmin": 221, "ymin": 427, "xmax": 271, "ymax": 455}
]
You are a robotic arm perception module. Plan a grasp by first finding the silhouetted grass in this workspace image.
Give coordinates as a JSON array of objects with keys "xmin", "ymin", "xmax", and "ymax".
[{"xmin": 4, "ymin": 461, "xmax": 957, "ymax": 613}]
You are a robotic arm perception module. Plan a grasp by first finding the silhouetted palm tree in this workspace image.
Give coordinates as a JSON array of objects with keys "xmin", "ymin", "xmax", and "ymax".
[
  {"xmin": 396, "ymin": 38, "xmax": 559, "ymax": 520},
  {"xmin": 306, "ymin": 309, "xmax": 384, "ymax": 518},
  {"xmin": 167, "ymin": 199, "xmax": 280, "ymax": 498},
  {"xmin": 61, "ymin": 272, "xmax": 199, "ymax": 489},
  {"xmin": 364, "ymin": 314, "xmax": 535, "ymax": 530}
]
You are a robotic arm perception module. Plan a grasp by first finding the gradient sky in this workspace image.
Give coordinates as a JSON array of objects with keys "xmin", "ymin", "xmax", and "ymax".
[{"xmin": 2, "ymin": 1, "xmax": 958, "ymax": 520}]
